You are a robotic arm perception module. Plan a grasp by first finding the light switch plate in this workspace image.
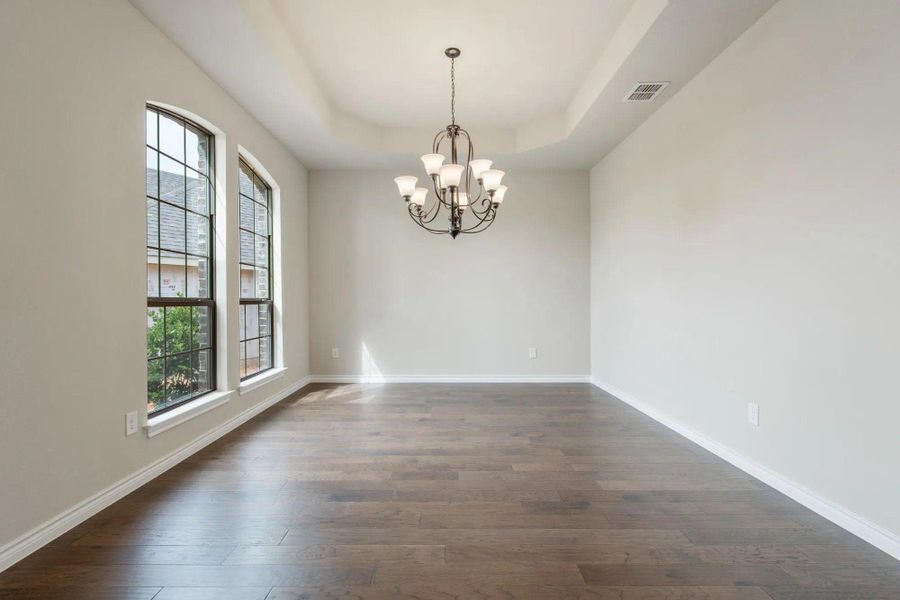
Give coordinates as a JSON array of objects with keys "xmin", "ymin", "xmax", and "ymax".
[
  {"xmin": 528, "ymin": 347, "xmax": 537, "ymax": 359},
  {"xmin": 125, "ymin": 411, "xmax": 139, "ymax": 436},
  {"xmin": 331, "ymin": 347, "xmax": 340, "ymax": 359}
]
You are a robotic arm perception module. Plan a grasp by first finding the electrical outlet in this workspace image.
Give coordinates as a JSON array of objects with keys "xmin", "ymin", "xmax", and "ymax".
[
  {"xmin": 331, "ymin": 347, "xmax": 340, "ymax": 359},
  {"xmin": 747, "ymin": 402, "xmax": 759, "ymax": 426},
  {"xmin": 528, "ymin": 347, "xmax": 537, "ymax": 359},
  {"xmin": 125, "ymin": 411, "xmax": 139, "ymax": 436}
]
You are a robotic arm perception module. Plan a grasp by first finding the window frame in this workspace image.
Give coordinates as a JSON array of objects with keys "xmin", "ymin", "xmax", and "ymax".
[
  {"xmin": 146, "ymin": 105, "xmax": 217, "ymax": 417},
  {"xmin": 238, "ymin": 157, "xmax": 275, "ymax": 381}
]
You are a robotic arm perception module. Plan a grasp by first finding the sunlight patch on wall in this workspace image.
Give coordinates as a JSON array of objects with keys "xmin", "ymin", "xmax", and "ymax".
[{"xmin": 361, "ymin": 342, "xmax": 385, "ymax": 385}]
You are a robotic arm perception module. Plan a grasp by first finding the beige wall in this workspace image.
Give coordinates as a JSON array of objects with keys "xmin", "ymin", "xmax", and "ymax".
[
  {"xmin": 590, "ymin": 0, "xmax": 900, "ymax": 538},
  {"xmin": 309, "ymin": 170, "xmax": 590, "ymax": 379},
  {"xmin": 0, "ymin": 0, "xmax": 309, "ymax": 551}
]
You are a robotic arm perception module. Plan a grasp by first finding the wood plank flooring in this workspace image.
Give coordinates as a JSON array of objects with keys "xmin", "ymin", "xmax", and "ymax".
[{"xmin": 2, "ymin": 383, "xmax": 898, "ymax": 599}]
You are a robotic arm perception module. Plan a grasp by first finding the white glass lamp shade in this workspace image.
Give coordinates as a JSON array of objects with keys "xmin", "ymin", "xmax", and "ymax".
[
  {"xmin": 481, "ymin": 169, "xmax": 505, "ymax": 191},
  {"xmin": 394, "ymin": 176, "xmax": 417, "ymax": 197},
  {"xmin": 493, "ymin": 185, "xmax": 508, "ymax": 204},
  {"xmin": 469, "ymin": 159, "xmax": 492, "ymax": 180},
  {"xmin": 457, "ymin": 192, "xmax": 469, "ymax": 210},
  {"xmin": 420, "ymin": 154, "xmax": 445, "ymax": 176},
  {"xmin": 410, "ymin": 187, "xmax": 428, "ymax": 206},
  {"xmin": 439, "ymin": 164, "xmax": 465, "ymax": 188}
]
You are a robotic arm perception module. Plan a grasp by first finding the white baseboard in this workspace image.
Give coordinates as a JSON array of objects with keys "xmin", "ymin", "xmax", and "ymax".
[
  {"xmin": 310, "ymin": 374, "xmax": 591, "ymax": 384},
  {"xmin": 0, "ymin": 375, "xmax": 312, "ymax": 573},
  {"xmin": 591, "ymin": 377, "xmax": 900, "ymax": 562}
]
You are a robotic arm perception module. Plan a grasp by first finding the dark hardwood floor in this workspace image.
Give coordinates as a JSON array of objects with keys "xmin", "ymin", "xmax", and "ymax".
[{"xmin": 2, "ymin": 383, "xmax": 898, "ymax": 599}]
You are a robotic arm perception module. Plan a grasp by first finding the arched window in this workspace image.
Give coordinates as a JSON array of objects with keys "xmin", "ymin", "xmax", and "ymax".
[
  {"xmin": 145, "ymin": 105, "xmax": 216, "ymax": 415},
  {"xmin": 238, "ymin": 158, "xmax": 274, "ymax": 379}
]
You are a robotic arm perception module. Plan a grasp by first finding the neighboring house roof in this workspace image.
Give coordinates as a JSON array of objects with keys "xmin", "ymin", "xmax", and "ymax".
[
  {"xmin": 146, "ymin": 168, "xmax": 261, "ymax": 267},
  {"xmin": 147, "ymin": 168, "xmax": 210, "ymax": 257}
]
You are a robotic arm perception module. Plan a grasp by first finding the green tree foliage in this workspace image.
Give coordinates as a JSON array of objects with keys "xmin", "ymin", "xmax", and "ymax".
[{"xmin": 147, "ymin": 304, "xmax": 198, "ymax": 411}]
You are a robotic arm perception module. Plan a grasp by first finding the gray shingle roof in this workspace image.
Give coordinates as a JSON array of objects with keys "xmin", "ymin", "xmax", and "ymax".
[{"xmin": 146, "ymin": 168, "xmax": 210, "ymax": 257}]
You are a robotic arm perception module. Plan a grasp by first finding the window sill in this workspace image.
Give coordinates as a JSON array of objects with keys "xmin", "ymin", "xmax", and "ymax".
[
  {"xmin": 144, "ymin": 389, "xmax": 235, "ymax": 438},
  {"xmin": 239, "ymin": 367, "xmax": 287, "ymax": 396}
]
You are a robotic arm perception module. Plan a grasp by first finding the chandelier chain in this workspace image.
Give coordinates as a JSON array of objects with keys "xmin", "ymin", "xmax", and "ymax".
[{"xmin": 450, "ymin": 57, "xmax": 456, "ymax": 126}]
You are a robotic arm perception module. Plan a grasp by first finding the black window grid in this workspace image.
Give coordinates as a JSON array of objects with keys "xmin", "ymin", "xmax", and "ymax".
[
  {"xmin": 146, "ymin": 105, "xmax": 217, "ymax": 417},
  {"xmin": 238, "ymin": 157, "xmax": 274, "ymax": 381}
]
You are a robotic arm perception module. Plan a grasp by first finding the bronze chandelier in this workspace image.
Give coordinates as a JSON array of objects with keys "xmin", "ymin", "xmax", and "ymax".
[{"xmin": 394, "ymin": 47, "xmax": 508, "ymax": 238}]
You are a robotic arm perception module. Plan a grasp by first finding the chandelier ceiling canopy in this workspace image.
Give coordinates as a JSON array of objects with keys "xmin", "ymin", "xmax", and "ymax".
[{"xmin": 394, "ymin": 48, "xmax": 507, "ymax": 239}]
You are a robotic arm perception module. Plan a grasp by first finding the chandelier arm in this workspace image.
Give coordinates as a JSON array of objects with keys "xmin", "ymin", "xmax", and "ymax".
[
  {"xmin": 432, "ymin": 130, "xmax": 446, "ymax": 154},
  {"xmin": 472, "ymin": 204, "xmax": 491, "ymax": 217},
  {"xmin": 468, "ymin": 190, "xmax": 492, "ymax": 217},
  {"xmin": 415, "ymin": 200, "xmax": 438, "ymax": 223},
  {"xmin": 455, "ymin": 127, "xmax": 474, "ymax": 200},
  {"xmin": 433, "ymin": 135, "xmax": 457, "ymax": 210},
  {"xmin": 409, "ymin": 205, "xmax": 437, "ymax": 231},
  {"xmin": 464, "ymin": 186, "xmax": 492, "ymax": 216},
  {"xmin": 430, "ymin": 133, "xmax": 453, "ymax": 210},
  {"xmin": 420, "ymin": 194, "xmax": 443, "ymax": 223},
  {"xmin": 458, "ymin": 128, "xmax": 484, "ymax": 212},
  {"xmin": 408, "ymin": 203, "xmax": 448, "ymax": 234},
  {"xmin": 459, "ymin": 204, "xmax": 496, "ymax": 232},
  {"xmin": 471, "ymin": 187, "xmax": 488, "ymax": 213},
  {"xmin": 429, "ymin": 174, "xmax": 443, "ymax": 204},
  {"xmin": 430, "ymin": 177, "xmax": 439, "ymax": 198},
  {"xmin": 465, "ymin": 128, "xmax": 474, "ymax": 187},
  {"xmin": 460, "ymin": 212, "xmax": 498, "ymax": 235},
  {"xmin": 431, "ymin": 176, "xmax": 452, "ymax": 210}
]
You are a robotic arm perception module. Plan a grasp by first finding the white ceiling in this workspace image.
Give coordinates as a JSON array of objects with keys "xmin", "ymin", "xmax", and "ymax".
[
  {"xmin": 130, "ymin": 0, "xmax": 777, "ymax": 169},
  {"xmin": 269, "ymin": 0, "xmax": 635, "ymax": 129}
]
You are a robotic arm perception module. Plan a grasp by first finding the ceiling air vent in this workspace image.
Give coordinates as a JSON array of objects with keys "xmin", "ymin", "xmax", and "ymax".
[{"xmin": 623, "ymin": 81, "xmax": 670, "ymax": 102}]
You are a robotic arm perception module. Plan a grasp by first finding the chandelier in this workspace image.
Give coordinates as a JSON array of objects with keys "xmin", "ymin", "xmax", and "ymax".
[{"xmin": 394, "ymin": 47, "xmax": 507, "ymax": 238}]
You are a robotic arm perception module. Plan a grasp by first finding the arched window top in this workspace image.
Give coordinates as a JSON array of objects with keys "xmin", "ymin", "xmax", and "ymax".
[{"xmin": 145, "ymin": 104, "xmax": 217, "ymax": 416}]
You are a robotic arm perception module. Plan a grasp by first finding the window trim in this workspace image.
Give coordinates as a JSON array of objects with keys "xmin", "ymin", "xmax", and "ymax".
[
  {"xmin": 145, "ymin": 389, "xmax": 234, "ymax": 438},
  {"xmin": 146, "ymin": 105, "xmax": 218, "ymax": 418},
  {"xmin": 239, "ymin": 366, "xmax": 287, "ymax": 396},
  {"xmin": 238, "ymin": 156, "xmax": 275, "ymax": 381}
]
